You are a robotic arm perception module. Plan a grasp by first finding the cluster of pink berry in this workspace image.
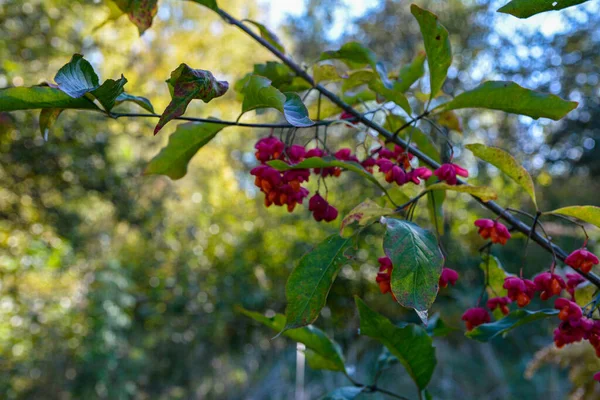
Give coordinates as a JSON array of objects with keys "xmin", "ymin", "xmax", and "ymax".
[
  {"xmin": 463, "ymin": 218, "xmax": 600, "ymax": 379},
  {"xmin": 370, "ymin": 145, "xmax": 431, "ymax": 186},
  {"xmin": 252, "ymin": 133, "xmax": 473, "ymax": 222},
  {"xmin": 366, "ymin": 146, "xmax": 470, "ymax": 188},
  {"xmin": 464, "ymin": 218, "xmax": 600, "ymax": 330},
  {"xmin": 251, "ymin": 137, "xmax": 360, "ymax": 222}
]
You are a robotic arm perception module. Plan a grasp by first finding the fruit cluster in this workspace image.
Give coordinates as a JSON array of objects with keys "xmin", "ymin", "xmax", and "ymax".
[
  {"xmin": 463, "ymin": 218, "xmax": 599, "ymax": 330},
  {"xmin": 251, "ymin": 137, "xmax": 339, "ymax": 222},
  {"xmin": 462, "ymin": 218, "xmax": 600, "ymax": 380},
  {"xmin": 252, "ymin": 135, "xmax": 473, "ymax": 223}
]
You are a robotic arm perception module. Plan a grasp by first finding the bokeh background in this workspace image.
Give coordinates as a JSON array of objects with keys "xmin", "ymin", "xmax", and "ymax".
[{"xmin": 1, "ymin": 0, "xmax": 600, "ymax": 398}]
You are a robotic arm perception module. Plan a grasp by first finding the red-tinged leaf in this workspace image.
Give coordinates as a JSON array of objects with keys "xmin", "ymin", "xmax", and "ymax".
[
  {"xmin": 340, "ymin": 199, "xmax": 394, "ymax": 237},
  {"xmin": 154, "ymin": 64, "xmax": 228, "ymax": 135},
  {"xmin": 113, "ymin": 0, "xmax": 158, "ymax": 34}
]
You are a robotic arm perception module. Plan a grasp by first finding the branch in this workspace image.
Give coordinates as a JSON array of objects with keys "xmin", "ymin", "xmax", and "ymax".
[
  {"xmin": 345, "ymin": 374, "xmax": 411, "ymax": 400},
  {"xmin": 110, "ymin": 112, "xmax": 345, "ymax": 128},
  {"xmin": 217, "ymin": 8, "xmax": 600, "ymax": 288}
]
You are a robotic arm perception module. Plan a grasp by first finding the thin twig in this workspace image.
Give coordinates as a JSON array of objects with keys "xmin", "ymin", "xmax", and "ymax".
[{"xmin": 111, "ymin": 112, "xmax": 346, "ymax": 128}]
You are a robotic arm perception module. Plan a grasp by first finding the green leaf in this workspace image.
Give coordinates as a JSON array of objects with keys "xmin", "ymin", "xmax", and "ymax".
[
  {"xmin": 342, "ymin": 71, "xmax": 375, "ymax": 92},
  {"xmin": 53, "ymin": 54, "xmax": 127, "ymax": 112},
  {"xmin": 498, "ymin": 0, "xmax": 588, "ymax": 18},
  {"xmin": 436, "ymin": 81, "xmax": 578, "ymax": 120},
  {"xmin": 395, "ymin": 51, "xmax": 426, "ymax": 92},
  {"xmin": 319, "ymin": 42, "xmax": 378, "ymax": 70},
  {"xmin": 154, "ymin": 64, "xmax": 228, "ymax": 135},
  {"xmin": 340, "ymin": 199, "xmax": 394, "ymax": 237},
  {"xmin": 410, "ymin": 5, "xmax": 452, "ymax": 102},
  {"xmin": 185, "ymin": 0, "xmax": 219, "ymax": 12},
  {"xmin": 283, "ymin": 93, "xmax": 314, "ymax": 127},
  {"xmin": 268, "ymin": 157, "xmax": 390, "ymax": 196},
  {"xmin": 465, "ymin": 143, "xmax": 537, "ymax": 207},
  {"xmin": 253, "ymin": 62, "xmax": 311, "ymax": 91},
  {"xmin": 39, "ymin": 108, "xmax": 63, "ymax": 141},
  {"xmin": 238, "ymin": 307, "xmax": 346, "ymax": 372},
  {"xmin": 425, "ymin": 182, "xmax": 498, "ymax": 202},
  {"xmin": 54, "ymin": 54, "xmax": 99, "ymax": 98},
  {"xmin": 240, "ymin": 75, "xmax": 286, "ymax": 114},
  {"xmin": 234, "ymin": 63, "xmax": 310, "ymax": 95},
  {"xmin": 0, "ymin": 86, "xmax": 98, "ymax": 111},
  {"xmin": 89, "ymin": 75, "xmax": 127, "ymax": 111},
  {"xmin": 313, "ymin": 64, "xmax": 341, "ymax": 84},
  {"xmin": 382, "ymin": 218, "xmax": 444, "ymax": 313},
  {"xmin": 114, "ymin": 92, "xmax": 155, "ymax": 113},
  {"xmin": 480, "ymin": 253, "xmax": 512, "ymax": 297},
  {"xmin": 113, "ymin": 0, "xmax": 158, "ymax": 34},
  {"xmin": 244, "ymin": 19, "xmax": 286, "ymax": 54},
  {"xmin": 342, "ymin": 91, "xmax": 377, "ymax": 106},
  {"xmin": 320, "ymin": 387, "xmax": 364, "ymax": 400},
  {"xmin": 283, "ymin": 234, "xmax": 353, "ymax": 331},
  {"xmin": 368, "ymin": 79, "xmax": 412, "ymax": 115},
  {"xmin": 355, "ymin": 297, "xmax": 437, "ymax": 390},
  {"xmin": 283, "ymin": 77, "xmax": 313, "ymax": 92},
  {"xmin": 548, "ymin": 206, "xmax": 600, "ymax": 229},
  {"xmin": 145, "ymin": 120, "xmax": 227, "ymax": 179},
  {"xmin": 466, "ymin": 309, "xmax": 558, "ymax": 342},
  {"xmin": 239, "ymin": 76, "xmax": 313, "ymax": 126}
]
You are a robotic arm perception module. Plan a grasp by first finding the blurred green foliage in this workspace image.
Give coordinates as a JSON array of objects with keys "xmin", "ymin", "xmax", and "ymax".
[{"xmin": 1, "ymin": 0, "xmax": 600, "ymax": 399}]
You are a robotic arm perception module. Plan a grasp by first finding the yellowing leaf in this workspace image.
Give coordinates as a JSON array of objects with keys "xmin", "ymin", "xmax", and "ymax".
[
  {"xmin": 425, "ymin": 182, "xmax": 498, "ymax": 202},
  {"xmin": 313, "ymin": 64, "xmax": 341, "ymax": 84},
  {"xmin": 437, "ymin": 110, "xmax": 462, "ymax": 133},
  {"xmin": 340, "ymin": 199, "xmax": 394, "ymax": 237},
  {"xmin": 466, "ymin": 143, "xmax": 537, "ymax": 207},
  {"xmin": 548, "ymin": 206, "xmax": 600, "ymax": 229}
]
